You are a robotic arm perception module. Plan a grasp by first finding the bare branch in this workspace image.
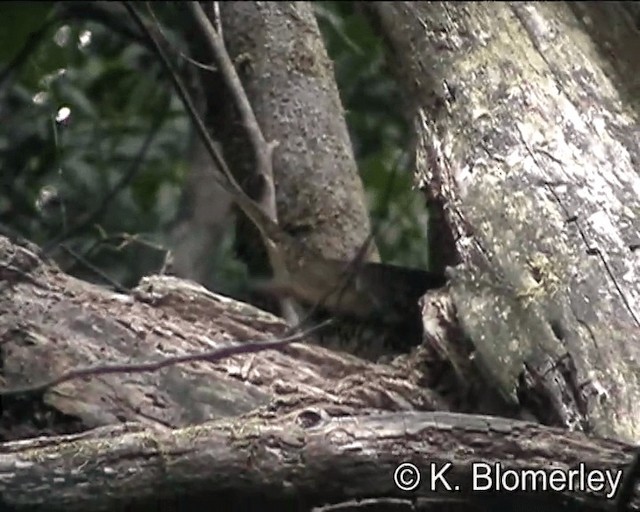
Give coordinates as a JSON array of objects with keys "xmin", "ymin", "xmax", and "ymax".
[
  {"xmin": 3, "ymin": 410, "xmax": 640, "ymax": 511},
  {"xmin": 42, "ymin": 101, "xmax": 169, "ymax": 255},
  {"xmin": 185, "ymin": 2, "xmax": 303, "ymax": 320},
  {"xmin": 58, "ymin": 244, "xmax": 128, "ymax": 293},
  {"xmin": 188, "ymin": 1, "xmax": 278, "ymax": 223},
  {"xmin": 0, "ymin": 319, "xmax": 331, "ymax": 398},
  {"xmin": 145, "ymin": 3, "xmax": 218, "ymax": 72},
  {"xmin": 122, "ymin": 3, "xmax": 264, "ymax": 222}
]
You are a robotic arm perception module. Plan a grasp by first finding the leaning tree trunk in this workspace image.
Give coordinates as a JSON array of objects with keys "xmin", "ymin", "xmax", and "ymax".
[
  {"xmin": 1, "ymin": 237, "xmax": 638, "ymax": 512},
  {"xmin": 1, "ymin": 2, "xmax": 640, "ymax": 512},
  {"xmin": 190, "ymin": 2, "xmax": 378, "ymax": 278},
  {"xmin": 366, "ymin": 0, "xmax": 640, "ymax": 441}
]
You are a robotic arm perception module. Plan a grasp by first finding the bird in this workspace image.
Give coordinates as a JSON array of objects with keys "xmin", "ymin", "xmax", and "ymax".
[{"xmin": 255, "ymin": 259, "xmax": 447, "ymax": 360}]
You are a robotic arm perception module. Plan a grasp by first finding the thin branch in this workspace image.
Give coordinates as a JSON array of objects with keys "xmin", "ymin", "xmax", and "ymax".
[
  {"xmin": 64, "ymin": 231, "xmax": 168, "ymax": 273},
  {"xmin": 125, "ymin": 2, "xmax": 304, "ymax": 322},
  {"xmin": 146, "ymin": 3, "xmax": 218, "ymax": 72},
  {"xmin": 60, "ymin": 2, "xmax": 214, "ymax": 74},
  {"xmin": 0, "ymin": 17, "xmax": 56, "ymax": 91},
  {"xmin": 188, "ymin": 1, "xmax": 278, "ymax": 222},
  {"xmin": 186, "ymin": 1, "xmax": 301, "ymax": 320},
  {"xmin": 213, "ymin": 1, "xmax": 224, "ymax": 37},
  {"xmin": 123, "ymin": 3, "xmax": 254, "ymax": 208},
  {"xmin": 58, "ymin": 244, "xmax": 128, "ymax": 293},
  {"xmin": 0, "ymin": 319, "xmax": 332, "ymax": 398},
  {"xmin": 42, "ymin": 105, "xmax": 168, "ymax": 254}
]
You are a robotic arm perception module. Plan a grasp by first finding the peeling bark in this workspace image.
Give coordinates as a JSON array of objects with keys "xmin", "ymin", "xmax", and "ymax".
[
  {"xmin": 1, "ymin": 410, "xmax": 638, "ymax": 512},
  {"xmin": 2, "ymin": 3, "xmax": 640, "ymax": 511},
  {"xmin": 368, "ymin": 1, "xmax": 640, "ymax": 441},
  {"xmin": 0, "ymin": 236, "xmax": 444, "ymax": 442}
]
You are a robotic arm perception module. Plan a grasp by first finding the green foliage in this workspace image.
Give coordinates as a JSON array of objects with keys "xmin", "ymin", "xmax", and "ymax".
[
  {"xmin": 0, "ymin": 2, "xmax": 429, "ymax": 294},
  {"xmin": 0, "ymin": 2, "xmax": 55, "ymax": 74},
  {"xmin": 0, "ymin": 10, "xmax": 187, "ymax": 287}
]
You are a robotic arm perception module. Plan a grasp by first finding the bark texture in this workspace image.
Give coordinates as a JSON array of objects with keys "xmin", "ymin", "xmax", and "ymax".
[
  {"xmin": 197, "ymin": 1, "xmax": 377, "ymax": 270},
  {"xmin": 0, "ymin": 236, "xmax": 445, "ymax": 442},
  {"xmin": 2, "ymin": 409, "xmax": 638, "ymax": 512},
  {"xmin": 2, "ymin": 2, "xmax": 640, "ymax": 511},
  {"xmin": 368, "ymin": 1, "xmax": 640, "ymax": 442}
]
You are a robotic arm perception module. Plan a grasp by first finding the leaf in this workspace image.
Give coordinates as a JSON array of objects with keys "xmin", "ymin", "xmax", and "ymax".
[{"xmin": 0, "ymin": 2, "xmax": 54, "ymax": 65}]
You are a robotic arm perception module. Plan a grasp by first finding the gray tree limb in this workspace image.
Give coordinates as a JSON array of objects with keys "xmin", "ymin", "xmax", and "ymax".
[
  {"xmin": 367, "ymin": 1, "xmax": 640, "ymax": 442},
  {"xmin": 1, "ymin": 410, "xmax": 638, "ymax": 512}
]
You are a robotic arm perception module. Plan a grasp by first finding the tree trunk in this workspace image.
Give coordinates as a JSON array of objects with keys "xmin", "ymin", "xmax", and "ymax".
[
  {"xmin": 2, "ymin": 408, "xmax": 637, "ymax": 512},
  {"xmin": 2, "ymin": 2, "xmax": 640, "ymax": 511},
  {"xmin": 191, "ymin": 1, "xmax": 378, "ymax": 285},
  {"xmin": 366, "ymin": 0, "xmax": 640, "ymax": 442}
]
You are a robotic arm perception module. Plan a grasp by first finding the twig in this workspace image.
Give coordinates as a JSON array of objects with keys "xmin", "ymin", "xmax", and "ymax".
[
  {"xmin": 188, "ymin": 1, "xmax": 278, "ymax": 223},
  {"xmin": 213, "ymin": 1, "xmax": 224, "ymax": 37},
  {"xmin": 126, "ymin": 2, "xmax": 303, "ymax": 321},
  {"xmin": 0, "ymin": 17, "xmax": 56, "ymax": 91},
  {"xmin": 186, "ymin": 2, "xmax": 300, "ymax": 321},
  {"xmin": 42, "ymin": 104, "xmax": 168, "ymax": 254},
  {"xmin": 0, "ymin": 319, "xmax": 332, "ymax": 398},
  {"xmin": 124, "ymin": 3, "xmax": 255, "ymax": 211},
  {"xmin": 64, "ymin": 231, "xmax": 169, "ymax": 276},
  {"xmin": 58, "ymin": 244, "xmax": 129, "ymax": 293},
  {"xmin": 146, "ymin": 3, "xmax": 217, "ymax": 72}
]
